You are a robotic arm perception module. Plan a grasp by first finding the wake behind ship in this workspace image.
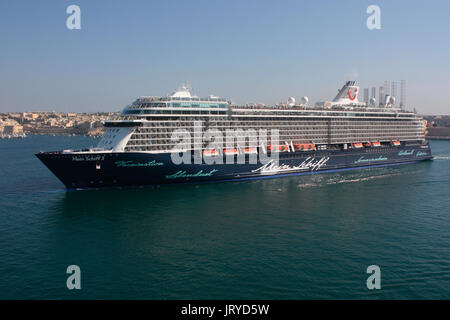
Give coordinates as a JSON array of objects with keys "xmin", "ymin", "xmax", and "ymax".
[{"xmin": 36, "ymin": 81, "xmax": 432, "ymax": 189}]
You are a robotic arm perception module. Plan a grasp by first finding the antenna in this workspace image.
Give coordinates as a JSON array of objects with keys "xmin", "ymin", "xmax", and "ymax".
[{"xmin": 184, "ymin": 80, "xmax": 191, "ymax": 92}]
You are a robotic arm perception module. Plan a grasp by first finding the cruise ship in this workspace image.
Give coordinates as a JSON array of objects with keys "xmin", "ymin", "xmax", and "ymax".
[{"xmin": 36, "ymin": 81, "xmax": 432, "ymax": 188}]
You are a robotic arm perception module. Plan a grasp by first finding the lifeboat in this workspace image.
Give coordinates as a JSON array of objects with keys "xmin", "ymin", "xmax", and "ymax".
[
  {"xmin": 243, "ymin": 147, "xmax": 257, "ymax": 154},
  {"xmin": 223, "ymin": 148, "xmax": 238, "ymax": 155},
  {"xmin": 392, "ymin": 141, "xmax": 401, "ymax": 146},
  {"xmin": 203, "ymin": 149, "xmax": 218, "ymax": 156},
  {"xmin": 267, "ymin": 145, "xmax": 289, "ymax": 152},
  {"xmin": 372, "ymin": 141, "xmax": 381, "ymax": 147},
  {"xmin": 293, "ymin": 143, "xmax": 316, "ymax": 151},
  {"xmin": 352, "ymin": 143, "xmax": 363, "ymax": 148},
  {"xmin": 364, "ymin": 142, "xmax": 372, "ymax": 147}
]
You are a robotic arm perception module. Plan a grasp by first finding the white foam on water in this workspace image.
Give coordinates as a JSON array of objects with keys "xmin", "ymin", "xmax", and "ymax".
[
  {"xmin": 336, "ymin": 172, "xmax": 402, "ymax": 184},
  {"xmin": 433, "ymin": 156, "xmax": 450, "ymax": 160},
  {"xmin": 297, "ymin": 183, "xmax": 318, "ymax": 189},
  {"xmin": 297, "ymin": 167, "xmax": 425, "ymax": 189}
]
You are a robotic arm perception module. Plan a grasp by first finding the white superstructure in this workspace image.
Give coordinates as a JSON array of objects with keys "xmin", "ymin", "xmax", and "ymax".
[{"xmin": 97, "ymin": 81, "xmax": 425, "ymax": 153}]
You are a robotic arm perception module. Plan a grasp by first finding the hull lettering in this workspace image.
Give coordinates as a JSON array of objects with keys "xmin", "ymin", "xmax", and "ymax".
[{"xmin": 252, "ymin": 157, "xmax": 330, "ymax": 174}]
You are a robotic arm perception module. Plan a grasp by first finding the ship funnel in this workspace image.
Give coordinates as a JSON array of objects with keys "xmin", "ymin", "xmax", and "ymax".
[{"xmin": 333, "ymin": 81, "xmax": 360, "ymax": 104}]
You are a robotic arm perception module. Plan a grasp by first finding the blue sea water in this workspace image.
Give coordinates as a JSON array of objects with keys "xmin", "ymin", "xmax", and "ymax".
[{"xmin": 0, "ymin": 135, "xmax": 449, "ymax": 299}]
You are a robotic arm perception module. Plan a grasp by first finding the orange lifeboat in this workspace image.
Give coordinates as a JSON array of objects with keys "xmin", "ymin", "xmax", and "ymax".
[
  {"xmin": 243, "ymin": 147, "xmax": 257, "ymax": 154},
  {"xmin": 372, "ymin": 141, "xmax": 381, "ymax": 147},
  {"xmin": 203, "ymin": 149, "xmax": 218, "ymax": 156},
  {"xmin": 223, "ymin": 148, "xmax": 238, "ymax": 155},
  {"xmin": 352, "ymin": 143, "xmax": 363, "ymax": 148},
  {"xmin": 267, "ymin": 145, "xmax": 289, "ymax": 152},
  {"xmin": 392, "ymin": 141, "xmax": 401, "ymax": 146},
  {"xmin": 364, "ymin": 142, "xmax": 371, "ymax": 147},
  {"xmin": 293, "ymin": 143, "xmax": 316, "ymax": 151}
]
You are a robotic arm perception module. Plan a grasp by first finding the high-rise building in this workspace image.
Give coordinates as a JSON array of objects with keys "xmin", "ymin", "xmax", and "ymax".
[
  {"xmin": 391, "ymin": 81, "xmax": 397, "ymax": 106},
  {"xmin": 400, "ymin": 80, "xmax": 406, "ymax": 108},
  {"xmin": 384, "ymin": 81, "xmax": 390, "ymax": 95},
  {"xmin": 379, "ymin": 86, "xmax": 384, "ymax": 106},
  {"xmin": 363, "ymin": 88, "xmax": 369, "ymax": 103}
]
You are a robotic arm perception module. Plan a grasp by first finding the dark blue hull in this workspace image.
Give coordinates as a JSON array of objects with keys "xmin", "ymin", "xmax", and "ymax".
[{"xmin": 36, "ymin": 143, "xmax": 433, "ymax": 189}]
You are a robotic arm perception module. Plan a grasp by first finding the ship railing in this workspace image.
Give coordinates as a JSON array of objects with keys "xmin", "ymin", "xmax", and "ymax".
[
  {"xmin": 237, "ymin": 104, "xmax": 414, "ymax": 113},
  {"xmin": 138, "ymin": 96, "xmax": 228, "ymax": 103}
]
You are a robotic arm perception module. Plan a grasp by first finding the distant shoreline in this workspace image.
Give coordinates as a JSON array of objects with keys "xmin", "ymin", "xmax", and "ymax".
[
  {"xmin": 1, "ymin": 111, "xmax": 118, "ymax": 139},
  {"xmin": 426, "ymin": 136, "xmax": 450, "ymax": 140},
  {"xmin": 0, "ymin": 133, "xmax": 102, "ymax": 140}
]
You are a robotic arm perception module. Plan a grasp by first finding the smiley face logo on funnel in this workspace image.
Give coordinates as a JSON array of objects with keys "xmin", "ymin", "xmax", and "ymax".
[{"xmin": 348, "ymin": 87, "xmax": 358, "ymax": 101}]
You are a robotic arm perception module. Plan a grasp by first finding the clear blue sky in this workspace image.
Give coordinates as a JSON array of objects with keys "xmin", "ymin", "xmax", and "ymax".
[{"xmin": 0, "ymin": 0, "xmax": 449, "ymax": 114}]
